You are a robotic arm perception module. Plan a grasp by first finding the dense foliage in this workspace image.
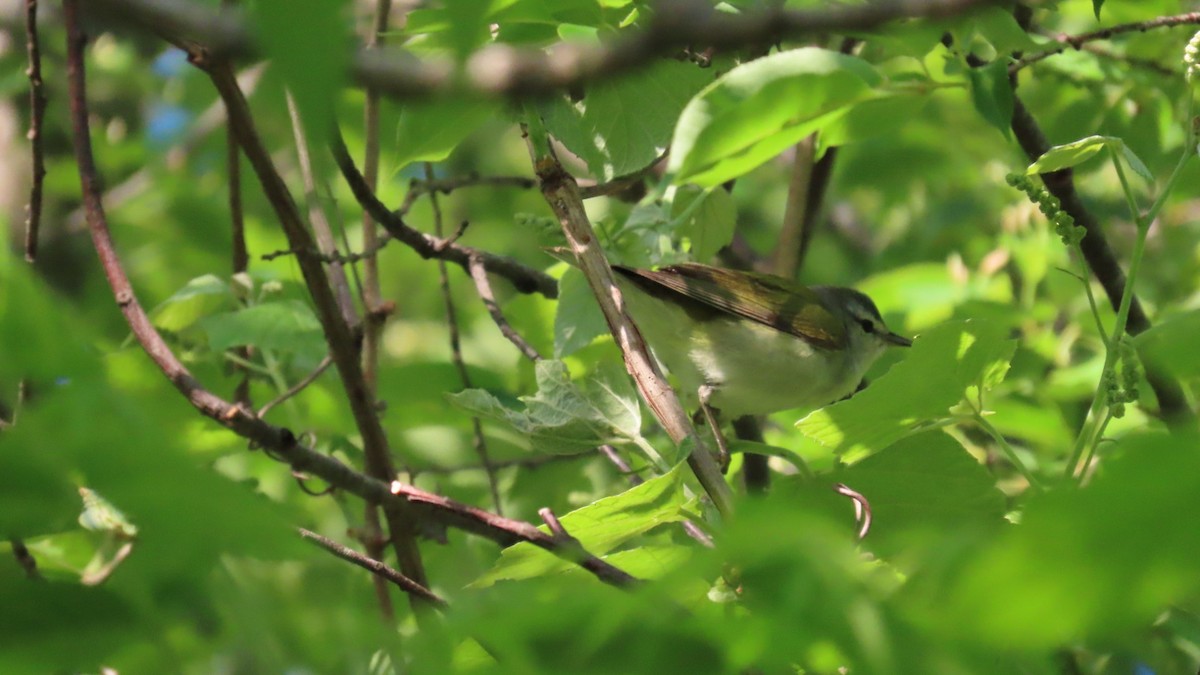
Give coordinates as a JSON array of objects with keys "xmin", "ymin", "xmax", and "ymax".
[{"xmin": 3, "ymin": 0, "xmax": 1200, "ymax": 672}]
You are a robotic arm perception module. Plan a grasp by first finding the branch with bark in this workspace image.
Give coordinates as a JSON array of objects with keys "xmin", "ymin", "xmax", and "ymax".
[{"xmin": 88, "ymin": 0, "xmax": 1004, "ymax": 99}]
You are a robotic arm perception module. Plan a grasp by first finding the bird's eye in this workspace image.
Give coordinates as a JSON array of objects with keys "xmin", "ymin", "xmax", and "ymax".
[{"xmin": 859, "ymin": 319, "xmax": 875, "ymax": 334}]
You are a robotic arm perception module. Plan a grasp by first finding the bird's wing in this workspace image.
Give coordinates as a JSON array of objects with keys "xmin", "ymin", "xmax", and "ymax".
[{"xmin": 614, "ymin": 263, "xmax": 847, "ymax": 350}]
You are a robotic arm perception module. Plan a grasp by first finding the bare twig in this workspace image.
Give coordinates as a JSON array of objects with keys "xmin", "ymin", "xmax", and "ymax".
[
  {"xmin": 392, "ymin": 481, "xmax": 638, "ymax": 588},
  {"xmin": 360, "ymin": 0, "xmax": 391, "ymax": 401},
  {"xmin": 467, "ymin": 254, "xmax": 543, "ymax": 361},
  {"xmin": 299, "ymin": 528, "xmax": 448, "ymax": 609},
  {"xmin": 23, "ymin": 0, "xmax": 47, "ymax": 262},
  {"xmin": 524, "ymin": 124, "xmax": 735, "ymax": 519},
  {"xmin": 331, "ymin": 134, "xmax": 558, "ymax": 298},
  {"xmin": 80, "ymin": 541, "xmax": 135, "ymax": 586},
  {"xmin": 398, "ymin": 175, "xmax": 537, "ymax": 216},
  {"xmin": 285, "ymin": 93, "xmax": 360, "ymax": 330},
  {"xmin": 426, "ymin": 163, "xmax": 504, "ymax": 514},
  {"xmin": 1011, "ymin": 12, "xmax": 1200, "ymax": 73},
  {"xmin": 256, "ymin": 354, "xmax": 334, "ymax": 418},
  {"xmin": 10, "ymin": 538, "xmax": 40, "ymax": 580},
  {"xmin": 90, "ymin": 0, "xmax": 1006, "ymax": 99}
]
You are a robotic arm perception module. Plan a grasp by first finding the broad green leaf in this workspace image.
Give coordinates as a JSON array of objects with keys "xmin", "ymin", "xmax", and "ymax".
[
  {"xmin": 938, "ymin": 431, "xmax": 1200, "ymax": 648},
  {"xmin": 797, "ymin": 320, "xmax": 1016, "ymax": 463},
  {"xmin": 1136, "ymin": 309, "xmax": 1200, "ymax": 379},
  {"xmin": 554, "ymin": 268, "xmax": 609, "ymax": 357},
  {"xmin": 829, "ymin": 432, "xmax": 1006, "ymax": 558},
  {"xmin": 200, "ymin": 300, "xmax": 324, "ymax": 352},
  {"xmin": 1093, "ymin": 0, "xmax": 1105, "ymax": 18},
  {"xmin": 671, "ymin": 186, "xmax": 737, "ymax": 262},
  {"xmin": 253, "ymin": 0, "xmax": 347, "ymax": 141},
  {"xmin": 970, "ymin": 8, "xmax": 1045, "ymax": 53},
  {"xmin": 0, "ymin": 262, "xmax": 100, "ymax": 383},
  {"xmin": 470, "ymin": 463, "xmax": 686, "ymax": 587},
  {"xmin": 669, "ymin": 47, "xmax": 882, "ymax": 187},
  {"xmin": 966, "ymin": 59, "xmax": 1013, "ymax": 138},
  {"xmin": 392, "ymin": 99, "xmax": 503, "ymax": 170},
  {"xmin": 150, "ymin": 274, "xmax": 231, "ymax": 333},
  {"xmin": 817, "ymin": 93, "xmax": 928, "ymax": 151},
  {"xmin": 540, "ymin": 60, "xmax": 711, "ymax": 180},
  {"xmin": 0, "ymin": 575, "xmax": 141, "ymax": 673},
  {"xmin": 1025, "ymin": 134, "xmax": 1150, "ymax": 180},
  {"xmin": 447, "ymin": 360, "xmax": 645, "ymax": 456}
]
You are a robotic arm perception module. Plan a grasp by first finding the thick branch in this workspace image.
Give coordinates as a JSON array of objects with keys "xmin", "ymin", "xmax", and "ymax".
[
  {"xmin": 526, "ymin": 131, "xmax": 735, "ymax": 518},
  {"xmin": 90, "ymin": 0, "xmax": 1003, "ymax": 99},
  {"xmin": 331, "ymin": 135, "xmax": 558, "ymax": 298}
]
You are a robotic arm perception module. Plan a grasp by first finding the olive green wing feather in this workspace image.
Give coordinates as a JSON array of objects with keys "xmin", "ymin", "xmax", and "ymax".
[{"xmin": 614, "ymin": 263, "xmax": 847, "ymax": 350}]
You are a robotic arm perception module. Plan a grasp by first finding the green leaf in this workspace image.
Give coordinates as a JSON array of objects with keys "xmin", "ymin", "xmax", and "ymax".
[
  {"xmin": 829, "ymin": 432, "xmax": 1006, "ymax": 558},
  {"xmin": 669, "ymin": 48, "xmax": 882, "ymax": 187},
  {"xmin": 1025, "ymin": 135, "xmax": 1150, "ymax": 182},
  {"xmin": 253, "ymin": 0, "xmax": 347, "ymax": 142},
  {"xmin": 797, "ymin": 320, "xmax": 1016, "ymax": 463},
  {"xmin": 966, "ymin": 59, "xmax": 1013, "ymax": 138},
  {"xmin": 554, "ymin": 268, "xmax": 609, "ymax": 357},
  {"xmin": 1093, "ymin": 0, "xmax": 1104, "ymax": 18},
  {"xmin": 200, "ymin": 300, "xmax": 324, "ymax": 352},
  {"xmin": 564, "ymin": 544, "xmax": 694, "ymax": 581},
  {"xmin": 150, "ymin": 274, "xmax": 231, "ymax": 333},
  {"xmin": 0, "ymin": 575, "xmax": 142, "ymax": 673},
  {"xmin": 470, "ymin": 463, "xmax": 687, "ymax": 587},
  {"xmin": 671, "ymin": 186, "xmax": 737, "ymax": 262},
  {"xmin": 392, "ymin": 99, "xmax": 503, "ymax": 170},
  {"xmin": 939, "ymin": 431, "xmax": 1200, "ymax": 648},
  {"xmin": 1137, "ymin": 309, "xmax": 1200, "ymax": 379},
  {"xmin": 540, "ymin": 60, "xmax": 711, "ymax": 180},
  {"xmin": 447, "ymin": 360, "xmax": 645, "ymax": 456},
  {"xmin": 817, "ymin": 93, "xmax": 928, "ymax": 150}
]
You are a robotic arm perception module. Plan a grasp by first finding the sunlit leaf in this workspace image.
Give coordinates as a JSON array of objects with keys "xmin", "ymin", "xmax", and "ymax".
[{"xmin": 470, "ymin": 463, "xmax": 686, "ymax": 587}]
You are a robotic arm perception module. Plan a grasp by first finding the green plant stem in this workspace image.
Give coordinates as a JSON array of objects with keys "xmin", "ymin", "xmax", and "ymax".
[
  {"xmin": 1076, "ymin": 410, "xmax": 1114, "ymax": 482},
  {"xmin": 1065, "ymin": 97, "xmax": 1196, "ymax": 480},
  {"xmin": 971, "ymin": 406, "xmax": 1043, "ymax": 492}
]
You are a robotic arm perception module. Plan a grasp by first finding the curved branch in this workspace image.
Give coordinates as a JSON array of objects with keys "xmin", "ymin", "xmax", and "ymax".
[
  {"xmin": 89, "ymin": 0, "xmax": 1004, "ymax": 99},
  {"xmin": 1011, "ymin": 12, "xmax": 1200, "ymax": 73},
  {"xmin": 331, "ymin": 134, "xmax": 558, "ymax": 298}
]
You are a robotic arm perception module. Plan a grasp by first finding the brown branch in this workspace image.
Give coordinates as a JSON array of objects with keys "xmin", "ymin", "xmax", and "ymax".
[
  {"xmin": 299, "ymin": 528, "xmax": 448, "ymax": 609},
  {"xmin": 58, "ymin": 32, "xmax": 633, "ymax": 589},
  {"xmin": 1011, "ymin": 12, "xmax": 1200, "ymax": 73},
  {"xmin": 426, "ymin": 163, "xmax": 504, "ymax": 515},
  {"xmin": 399, "ymin": 175, "xmax": 537, "ymax": 216},
  {"xmin": 1009, "ymin": 98, "xmax": 1192, "ymax": 423},
  {"xmin": 391, "ymin": 481, "xmax": 638, "ymax": 588},
  {"xmin": 89, "ymin": 0, "xmax": 1005, "ymax": 99},
  {"xmin": 23, "ymin": 0, "xmax": 47, "ymax": 263},
  {"xmin": 10, "ymin": 538, "xmax": 40, "ymax": 580},
  {"xmin": 198, "ymin": 60, "xmax": 431, "ymax": 595},
  {"xmin": 62, "ymin": 16, "xmax": 634, "ymax": 589},
  {"xmin": 331, "ymin": 134, "xmax": 558, "ymax": 298},
  {"xmin": 525, "ymin": 127, "xmax": 735, "ymax": 518},
  {"xmin": 468, "ymin": 253, "xmax": 544, "ymax": 362}
]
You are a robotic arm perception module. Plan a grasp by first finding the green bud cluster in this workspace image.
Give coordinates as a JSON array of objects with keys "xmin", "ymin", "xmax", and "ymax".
[
  {"xmin": 1186, "ymin": 30, "xmax": 1200, "ymax": 81},
  {"xmin": 1005, "ymin": 173, "xmax": 1087, "ymax": 246},
  {"xmin": 1106, "ymin": 339, "xmax": 1142, "ymax": 419}
]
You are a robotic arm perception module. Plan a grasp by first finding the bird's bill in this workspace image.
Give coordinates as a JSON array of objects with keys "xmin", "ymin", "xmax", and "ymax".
[{"xmin": 884, "ymin": 331, "xmax": 913, "ymax": 347}]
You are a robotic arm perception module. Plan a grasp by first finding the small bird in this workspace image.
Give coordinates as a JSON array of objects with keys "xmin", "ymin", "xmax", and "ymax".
[{"xmin": 613, "ymin": 263, "xmax": 911, "ymax": 420}]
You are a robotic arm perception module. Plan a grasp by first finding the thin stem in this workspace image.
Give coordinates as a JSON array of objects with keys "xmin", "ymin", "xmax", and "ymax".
[
  {"xmin": 360, "ymin": 0, "xmax": 391, "ymax": 401},
  {"xmin": 23, "ymin": 0, "xmax": 47, "ymax": 262},
  {"xmin": 426, "ymin": 163, "xmax": 503, "ymax": 514},
  {"xmin": 299, "ymin": 528, "xmax": 447, "ymax": 609},
  {"xmin": 971, "ymin": 405, "xmax": 1042, "ymax": 492},
  {"xmin": 257, "ymin": 354, "xmax": 334, "ymax": 419}
]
